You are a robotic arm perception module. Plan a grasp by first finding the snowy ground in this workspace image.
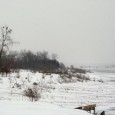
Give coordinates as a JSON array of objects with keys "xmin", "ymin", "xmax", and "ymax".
[
  {"xmin": 0, "ymin": 100, "xmax": 91, "ymax": 115},
  {"xmin": 0, "ymin": 69, "xmax": 115, "ymax": 115}
]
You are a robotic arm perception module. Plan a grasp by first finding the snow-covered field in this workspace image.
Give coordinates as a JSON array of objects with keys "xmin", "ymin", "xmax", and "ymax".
[
  {"xmin": 0, "ymin": 69, "xmax": 115, "ymax": 115},
  {"xmin": 0, "ymin": 100, "xmax": 91, "ymax": 115}
]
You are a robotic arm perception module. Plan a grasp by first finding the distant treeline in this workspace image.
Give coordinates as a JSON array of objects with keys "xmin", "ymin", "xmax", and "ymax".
[
  {"xmin": 1, "ymin": 50, "xmax": 65, "ymax": 73},
  {"xmin": 1, "ymin": 50, "xmax": 88, "ymax": 74}
]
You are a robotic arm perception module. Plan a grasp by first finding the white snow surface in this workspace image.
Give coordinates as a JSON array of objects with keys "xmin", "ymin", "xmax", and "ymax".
[
  {"xmin": 0, "ymin": 69, "xmax": 115, "ymax": 115},
  {"xmin": 0, "ymin": 101, "xmax": 91, "ymax": 115}
]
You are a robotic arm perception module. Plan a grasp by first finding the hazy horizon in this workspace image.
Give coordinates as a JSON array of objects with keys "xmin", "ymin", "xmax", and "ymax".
[{"xmin": 0, "ymin": 0, "xmax": 115, "ymax": 66}]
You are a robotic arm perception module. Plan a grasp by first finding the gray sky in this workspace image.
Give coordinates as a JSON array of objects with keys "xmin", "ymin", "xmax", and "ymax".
[{"xmin": 0, "ymin": 0, "xmax": 115, "ymax": 66}]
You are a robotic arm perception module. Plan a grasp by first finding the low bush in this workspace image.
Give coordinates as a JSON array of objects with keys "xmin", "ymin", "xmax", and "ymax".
[{"xmin": 24, "ymin": 86, "xmax": 41, "ymax": 101}]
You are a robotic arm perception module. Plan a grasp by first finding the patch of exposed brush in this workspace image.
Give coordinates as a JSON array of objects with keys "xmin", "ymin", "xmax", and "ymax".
[{"xmin": 23, "ymin": 83, "xmax": 41, "ymax": 101}]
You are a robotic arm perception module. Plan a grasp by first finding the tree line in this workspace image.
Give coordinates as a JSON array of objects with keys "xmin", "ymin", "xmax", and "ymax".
[
  {"xmin": 0, "ymin": 25, "xmax": 86, "ymax": 74},
  {"xmin": 2, "ymin": 50, "xmax": 64, "ymax": 73},
  {"xmin": 0, "ymin": 25, "xmax": 65, "ymax": 73}
]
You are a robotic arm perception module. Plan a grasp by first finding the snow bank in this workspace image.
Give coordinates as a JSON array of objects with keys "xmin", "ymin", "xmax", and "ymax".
[{"xmin": 0, "ymin": 101, "xmax": 91, "ymax": 115}]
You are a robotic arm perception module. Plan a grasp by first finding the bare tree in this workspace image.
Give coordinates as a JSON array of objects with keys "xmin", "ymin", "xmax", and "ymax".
[{"xmin": 0, "ymin": 26, "xmax": 14, "ymax": 67}]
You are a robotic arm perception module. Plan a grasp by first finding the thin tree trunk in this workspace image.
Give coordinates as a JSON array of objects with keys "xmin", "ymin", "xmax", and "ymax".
[{"xmin": 0, "ymin": 42, "xmax": 4, "ymax": 67}]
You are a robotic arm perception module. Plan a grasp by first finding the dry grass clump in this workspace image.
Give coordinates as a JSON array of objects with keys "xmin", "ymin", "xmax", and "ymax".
[{"xmin": 24, "ymin": 84, "xmax": 41, "ymax": 101}]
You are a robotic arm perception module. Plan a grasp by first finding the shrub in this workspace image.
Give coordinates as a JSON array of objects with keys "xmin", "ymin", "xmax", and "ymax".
[
  {"xmin": 24, "ymin": 85, "xmax": 41, "ymax": 101},
  {"xmin": 76, "ymin": 74, "xmax": 90, "ymax": 82},
  {"xmin": 98, "ymin": 79, "xmax": 104, "ymax": 83}
]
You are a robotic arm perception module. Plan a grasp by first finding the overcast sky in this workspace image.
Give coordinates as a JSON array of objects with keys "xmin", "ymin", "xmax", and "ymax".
[{"xmin": 0, "ymin": 0, "xmax": 115, "ymax": 66}]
